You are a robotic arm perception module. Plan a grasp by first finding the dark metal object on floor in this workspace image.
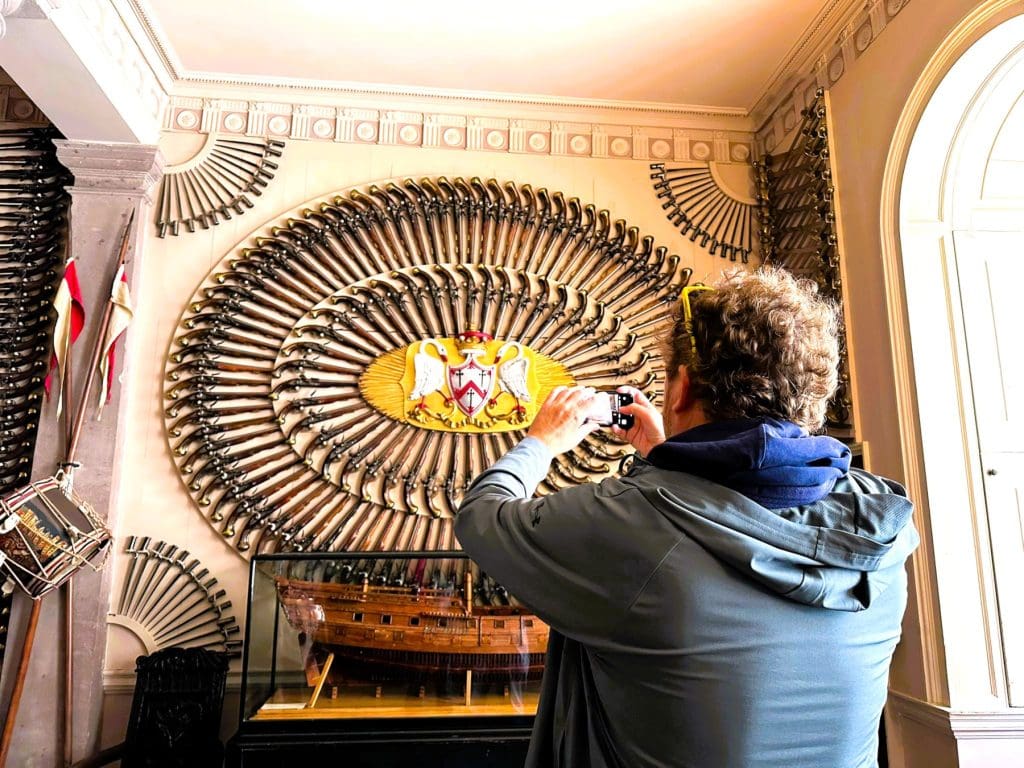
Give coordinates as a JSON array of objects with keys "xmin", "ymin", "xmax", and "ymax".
[{"xmin": 72, "ymin": 647, "xmax": 231, "ymax": 768}]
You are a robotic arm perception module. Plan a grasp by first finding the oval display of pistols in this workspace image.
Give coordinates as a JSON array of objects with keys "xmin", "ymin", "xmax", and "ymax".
[{"xmin": 165, "ymin": 176, "xmax": 689, "ymax": 556}]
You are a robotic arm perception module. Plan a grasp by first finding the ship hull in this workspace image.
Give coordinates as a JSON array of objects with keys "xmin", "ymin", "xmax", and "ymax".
[{"xmin": 277, "ymin": 577, "xmax": 549, "ymax": 678}]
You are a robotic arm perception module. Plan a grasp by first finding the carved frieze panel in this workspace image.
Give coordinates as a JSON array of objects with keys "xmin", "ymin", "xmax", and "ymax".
[{"xmin": 164, "ymin": 98, "xmax": 754, "ymax": 164}]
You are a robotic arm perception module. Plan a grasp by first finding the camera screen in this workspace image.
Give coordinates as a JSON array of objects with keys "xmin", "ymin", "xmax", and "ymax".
[
  {"xmin": 586, "ymin": 393, "xmax": 615, "ymax": 426},
  {"xmin": 583, "ymin": 391, "xmax": 634, "ymax": 429}
]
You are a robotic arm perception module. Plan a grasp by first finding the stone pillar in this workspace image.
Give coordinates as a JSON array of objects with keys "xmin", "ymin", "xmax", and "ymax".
[{"xmin": 0, "ymin": 141, "xmax": 162, "ymax": 766}]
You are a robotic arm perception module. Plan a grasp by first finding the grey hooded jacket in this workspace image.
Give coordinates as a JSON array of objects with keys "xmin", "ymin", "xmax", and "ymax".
[{"xmin": 455, "ymin": 437, "xmax": 919, "ymax": 768}]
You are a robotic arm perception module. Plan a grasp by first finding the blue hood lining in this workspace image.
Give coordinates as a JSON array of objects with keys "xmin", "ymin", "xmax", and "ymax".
[{"xmin": 646, "ymin": 418, "xmax": 852, "ymax": 509}]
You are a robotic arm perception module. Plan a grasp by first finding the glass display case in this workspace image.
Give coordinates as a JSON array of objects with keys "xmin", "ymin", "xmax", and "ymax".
[{"xmin": 229, "ymin": 552, "xmax": 544, "ymax": 767}]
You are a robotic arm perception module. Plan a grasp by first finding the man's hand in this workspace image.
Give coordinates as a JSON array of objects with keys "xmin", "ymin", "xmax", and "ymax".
[
  {"xmin": 612, "ymin": 386, "xmax": 665, "ymax": 458},
  {"xmin": 526, "ymin": 386, "xmax": 602, "ymax": 455}
]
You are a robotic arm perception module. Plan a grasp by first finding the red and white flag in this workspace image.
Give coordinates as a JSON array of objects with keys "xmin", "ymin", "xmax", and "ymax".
[
  {"xmin": 45, "ymin": 258, "xmax": 86, "ymax": 416},
  {"xmin": 97, "ymin": 263, "xmax": 134, "ymax": 415}
]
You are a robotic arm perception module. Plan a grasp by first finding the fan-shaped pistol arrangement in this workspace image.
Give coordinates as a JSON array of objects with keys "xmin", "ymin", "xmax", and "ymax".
[
  {"xmin": 155, "ymin": 136, "xmax": 284, "ymax": 237},
  {"xmin": 108, "ymin": 536, "xmax": 241, "ymax": 657}
]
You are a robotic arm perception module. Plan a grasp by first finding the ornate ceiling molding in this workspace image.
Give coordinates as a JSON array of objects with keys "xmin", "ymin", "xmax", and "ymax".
[
  {"xmin": 120, "ymin": 0, "xmax": 883, "ymax": 124},
  {"xmin": 116, "ymin": 0, "xmax": 181, "ymax": 84},
  {"xmin": 127, "ymin": 0, "xmax": 761, "ymax": 156},
  {"xmin": 172, "ymin": 75, "xmax": 751, "ymax": 121},
  {"xmin": 749, "ymin": 0, "xmax": 861, "ymax": 123},
  {"xmin": 163, "ymin": 99, "xmax": 756, "ymax": 165},
  {"xmin": 754, "ymin": 0, "xmax": 914, "ymax": 154}
]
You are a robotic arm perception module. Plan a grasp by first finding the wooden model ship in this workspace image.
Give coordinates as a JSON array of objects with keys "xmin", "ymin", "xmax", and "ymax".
[{"xmin": 276, "ymin": 564, "xmax": 548, "ymax": 682}]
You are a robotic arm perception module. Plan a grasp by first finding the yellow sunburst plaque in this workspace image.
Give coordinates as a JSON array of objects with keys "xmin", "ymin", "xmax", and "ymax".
[{"xmin": 360, "ymin": 331, "xmax": 574, "ymax": 432}]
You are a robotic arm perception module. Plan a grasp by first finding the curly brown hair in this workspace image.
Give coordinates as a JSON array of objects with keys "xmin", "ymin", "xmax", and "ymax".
[{"xmin": 664, "ymin": 266, "xmax": 840, "ymax": 432}]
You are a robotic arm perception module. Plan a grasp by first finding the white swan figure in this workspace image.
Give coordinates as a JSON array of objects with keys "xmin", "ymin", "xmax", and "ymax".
[
  {"xmin": 409, "ymin": 339, "xmax": 448, "ymax": 400},
  {"xmin": 495, "ymin": 341, "xmax": 530, "ymax": 403}
]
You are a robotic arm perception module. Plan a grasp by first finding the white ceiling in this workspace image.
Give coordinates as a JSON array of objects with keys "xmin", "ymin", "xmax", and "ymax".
[{"xmin": 140, "ymin": 0, "xmax": 840, "ymax": 114}]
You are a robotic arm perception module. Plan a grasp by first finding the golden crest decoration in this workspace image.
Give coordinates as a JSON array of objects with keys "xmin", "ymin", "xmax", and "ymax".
[{"xmin": 360, "ymin": 331, "xmax": 573, "ymax": 432}]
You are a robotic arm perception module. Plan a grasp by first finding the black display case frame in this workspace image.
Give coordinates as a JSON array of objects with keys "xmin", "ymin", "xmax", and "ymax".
[{"xmin": 226, "ymin": 551, "xmax": 537, "ymax": 767}]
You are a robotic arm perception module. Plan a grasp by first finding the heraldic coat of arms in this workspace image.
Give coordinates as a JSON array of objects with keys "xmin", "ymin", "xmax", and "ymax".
[{"xmin": 359, "ymin": 330, "xmax": 573, "ymax": 433}]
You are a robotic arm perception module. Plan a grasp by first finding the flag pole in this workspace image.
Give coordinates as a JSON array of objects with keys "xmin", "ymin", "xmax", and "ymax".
[
  {"xmin": 61, "ymin": 208, "xmax": 75, "ymax": 451},
  {"xmin": 60, "ymin": 221, "xmax": 74, "ymax": 768},
  {"xmin": 59, "ymin": 208, "xmax": 130, "ymax": 764},
  {"xmin": 62, "ymin": 350, "xmax": 74, "ymax": 768},
  {"xmin": 65, "ymin": 209, "xmax": 134, "ymax": 467},
  {"xmin": 64, "ymin": 534, "xmax": 74, "ymax": 766},
  {"xmin": 0, "ymin": 597, "xmax": 41, "ymax": 767}
]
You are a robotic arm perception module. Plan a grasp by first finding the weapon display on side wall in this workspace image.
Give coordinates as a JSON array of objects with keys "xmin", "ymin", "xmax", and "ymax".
[
  {"xmin": 753, "ymin": 88, "xmax": 853, "ymax": 434},
  {"xmin": 164, "ymin": 176, "xmax": 693, "ymax": 558},
  {"xmin": 0, "ymin": 124, "xmax": 72, "ymax": 747},
  {"xmin": 0, "ymin": 127, "xmax": 70, "ymax": 495}
]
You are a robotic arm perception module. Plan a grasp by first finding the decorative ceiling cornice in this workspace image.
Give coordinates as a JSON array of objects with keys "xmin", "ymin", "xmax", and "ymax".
[
  {"xmin": 755, "ymin": 0, "xmax": 913, "ymax": 154},
  {"xmin": 175, "ymin": 73, "xmax": 751, "ymax": 121},
  {"xmin": 119, "ymin": 0, "xmax": 749, "ymax": 122},
  {"xmin": 163, "ymin": 97, "xmax": 757, "ymax": 164},
  {"xmin": 118, "ymin": 0, "xmax": 877, "ymax": 123},
  {"xmin": 107, "ymin": 0, "xmax": 177, "ymax": 92},
  {"xmin": 748, "ymin": 0, "xmax": 860, "ymax": 123}
]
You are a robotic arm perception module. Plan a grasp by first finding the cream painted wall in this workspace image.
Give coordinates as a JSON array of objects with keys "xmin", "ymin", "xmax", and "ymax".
[
  {"xmin": 824, "ymin": 0, "xmax": 1020, "ymax": 704},
  {"xmin": 101, "ymin": 136, "xmax": 748, "ymax": 698}
]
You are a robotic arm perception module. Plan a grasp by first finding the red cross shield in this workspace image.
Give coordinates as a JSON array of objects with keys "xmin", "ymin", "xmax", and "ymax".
[{"xmin": 447, "ymin": 355, "xmax": 495, "ymax": 418}]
